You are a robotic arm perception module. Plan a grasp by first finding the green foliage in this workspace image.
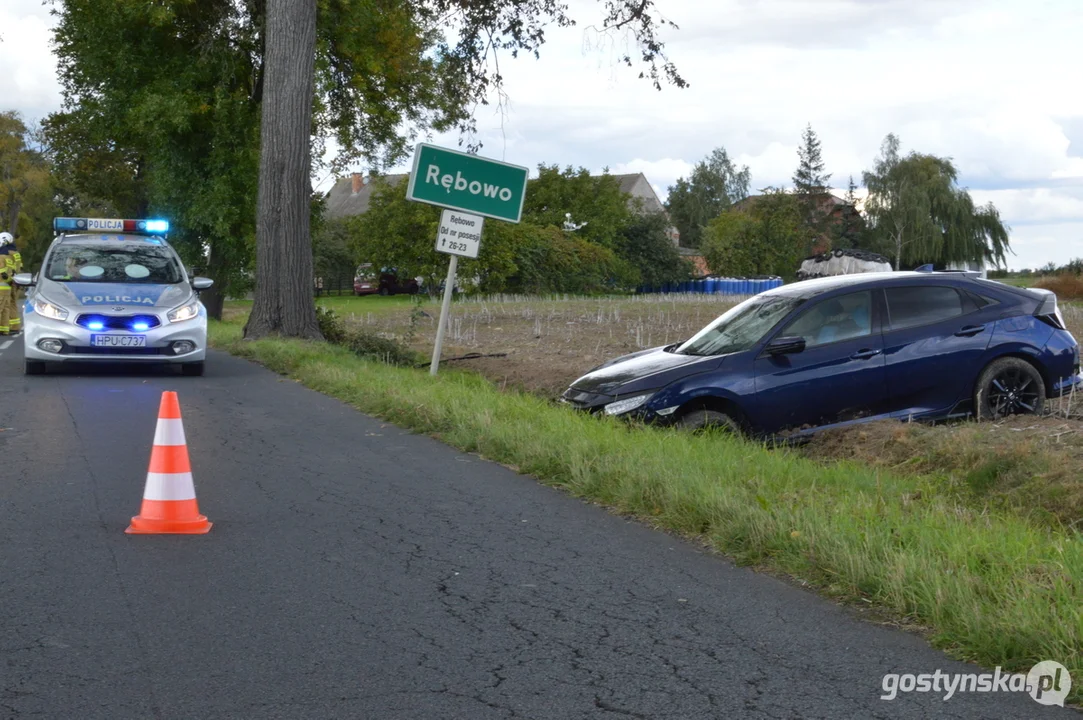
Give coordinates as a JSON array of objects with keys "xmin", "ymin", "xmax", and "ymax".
[
  {"xmin": 701, "ymin": 189, "xmax": 806, "ymax": 278},
  {"xmin": 349, "ymin": 177, "xmax": 517, "ymax": 293},
  {"xmin": 792, "ymin": 123, "xmax": 831, "ymax": 195},
  {"xmin": 614, "ymin": 212, "xmax": 691, "ymax": 287},
  {"xmin": 0, "ymin": 112, "xmax": 50, "ymax": 237},
  {"xmin": 315, "ymin": 306, "xmax": 349, "ymax": 345},
  {"xmin": 832, "ymin": 175, "xmax": 867, "ymax": 250},
  {"xmin": 312, "ymin": 217, "xmax": 356, "ymax": 293},
  {"xmin": 665, "ymin": 147, "xmax": 751, "ymax": 248},
  {"xmin": 503, "ymin": 224, "xmax": 636, "ymax": 294},
  {"xmin": 792, "ymin": 123, "xmax": 833, "ymax": 251},
  {"xmin": 863, "ymin": 134, "xmax": 1011, "ymax": 269},
  {"xmin": 45, "ymin": 0, "xmax": 479, "ymax": 308},
  {"xmin": 314, "ymin": 304, "xmax": 415, "ymax": 365},
  {"xmin": 522, "ymin": 165, "xmax": 635, "ymax": 248},
  {"xmin": 349, "ymin": 171, "xmax": 644, "ymax": 295}
]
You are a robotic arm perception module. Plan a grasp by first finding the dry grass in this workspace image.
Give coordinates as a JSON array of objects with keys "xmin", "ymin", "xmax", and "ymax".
[
  {"xmin": 1036, "ymin": 274, "xmax": 1083, "ymax": 300},
  {"xmin": 332, "ymin": 293, "xmax": 748, "ymax": 397}
]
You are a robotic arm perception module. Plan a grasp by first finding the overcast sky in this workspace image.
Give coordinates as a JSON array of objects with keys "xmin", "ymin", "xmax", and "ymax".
[{"xmin": 4, "ymin": 0, "xmax": 1081, "ymax": 270}]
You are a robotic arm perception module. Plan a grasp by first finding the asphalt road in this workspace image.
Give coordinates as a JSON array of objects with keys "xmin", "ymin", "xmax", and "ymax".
[{"xmin": 0, "ymin": 339, "xmax": 1073, "ymax": 719}]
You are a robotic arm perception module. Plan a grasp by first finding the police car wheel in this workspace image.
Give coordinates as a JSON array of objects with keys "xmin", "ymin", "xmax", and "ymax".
[
  {"xmin": 24, "ymin": 360, "xmax": 46, "ymax": 376},
  {"xmin": 181, "ymin": 362, "xmax": 204, "ymax": 377}
]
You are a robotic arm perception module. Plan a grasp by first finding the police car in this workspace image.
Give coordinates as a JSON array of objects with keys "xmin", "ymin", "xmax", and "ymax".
[{"xmin": 13, "ymin": 217, "xmax": 212, "ymax": 376}]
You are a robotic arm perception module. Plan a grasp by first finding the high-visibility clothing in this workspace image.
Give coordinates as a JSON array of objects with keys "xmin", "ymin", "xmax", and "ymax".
[
  {"xmin": 0, "ymin": 250, "xmax": 11, "ymax": 290},
  {"xmin": 0, "ymin": 289, "xmax": 10, "ymax": 333},
  {"xmin": 12, "ymin": 250, "xmax": 22, "ymax": 272}
]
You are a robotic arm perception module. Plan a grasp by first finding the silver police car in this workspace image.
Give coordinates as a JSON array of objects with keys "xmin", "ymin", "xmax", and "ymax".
[{"xmin": 14, "ymin": 217, "xmax": 212, "ymax": 376}]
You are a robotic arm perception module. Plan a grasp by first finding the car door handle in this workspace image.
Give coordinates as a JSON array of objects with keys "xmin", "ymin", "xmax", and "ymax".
[
  {"xmin": 850, "ymin": 348, "xmax": 882, "ymax": 360},
  {"xmin": 955, "ymin": 324, "xmax": 986, "ymax": 337}
]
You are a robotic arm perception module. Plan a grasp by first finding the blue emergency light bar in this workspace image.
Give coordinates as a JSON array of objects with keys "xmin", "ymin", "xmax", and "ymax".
[{"xmin": 54, "ymin": 217, "xmax": 170, "ymax": 234}]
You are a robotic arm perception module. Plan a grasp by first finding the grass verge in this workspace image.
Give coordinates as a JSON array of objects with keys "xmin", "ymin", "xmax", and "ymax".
[{"xmin": 210, "ymin": 319, "xmax": 1082, "ymax": 699}]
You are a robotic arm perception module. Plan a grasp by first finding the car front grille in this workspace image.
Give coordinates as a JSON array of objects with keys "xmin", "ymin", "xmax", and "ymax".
[
  {"xmin": 75, "ymin": 313, "xmax": 162, "ymax": 331},
  {"xmin": 560, "ymin": 388, "xmax": 611, "ymax": 410}
]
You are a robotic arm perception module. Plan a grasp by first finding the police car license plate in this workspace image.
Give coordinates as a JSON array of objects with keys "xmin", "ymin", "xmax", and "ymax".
[{"xmin": 91, "ymin": 335, "xmax": 146, "ymax": 348}]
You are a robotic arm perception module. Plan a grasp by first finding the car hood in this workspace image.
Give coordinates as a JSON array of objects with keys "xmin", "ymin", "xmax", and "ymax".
[
  {"xmin": 38, "ymin": 279, "xmax": 191, "ymax": 311},
  {"xmin": 569, "ymin": 345, "xmax": 720, "ymax": 396}
]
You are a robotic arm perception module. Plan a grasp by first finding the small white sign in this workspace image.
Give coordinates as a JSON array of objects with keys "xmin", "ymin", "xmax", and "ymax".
[{"xmin": 435, "ymin": 209, "xmax": 484, "ymax": 259}]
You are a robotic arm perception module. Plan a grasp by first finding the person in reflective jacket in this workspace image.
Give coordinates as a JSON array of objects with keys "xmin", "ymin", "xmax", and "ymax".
[{"xmin": 0, "ymin": 234, "xmax": 12, "ymax": 335}]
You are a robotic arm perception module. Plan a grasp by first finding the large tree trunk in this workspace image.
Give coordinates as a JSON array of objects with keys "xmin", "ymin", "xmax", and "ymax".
[{"xmin": 244, "ymin": 0, "xmax": 321, "ymax": 340}]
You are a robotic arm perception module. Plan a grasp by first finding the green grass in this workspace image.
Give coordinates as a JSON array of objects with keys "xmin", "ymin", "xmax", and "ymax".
[
  {"xmin": 225, "ymin": 293, "xmax": 419, "ymax": 316},
  {"xmin": 210, "ymin": 319, "xmax": 1083, "ymax": 699}
]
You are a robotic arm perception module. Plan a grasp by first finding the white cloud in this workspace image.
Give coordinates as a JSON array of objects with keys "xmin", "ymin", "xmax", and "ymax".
[{"xmin": 0, "ymin": 3, "xmax": 61, "ymax": 122}]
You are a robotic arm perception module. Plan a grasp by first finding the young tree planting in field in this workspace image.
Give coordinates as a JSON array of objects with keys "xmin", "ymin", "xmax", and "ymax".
[
  {"xmin": 862, "ymin": 134, "xmax": 1010, "ymax": 269},
  {"xmin": 665, "ymin": 147, "xmax": 751, "ymax": 249},
  {"xmin": 701, "ymin": 188, "xmax": 806, "ymax": 279}
]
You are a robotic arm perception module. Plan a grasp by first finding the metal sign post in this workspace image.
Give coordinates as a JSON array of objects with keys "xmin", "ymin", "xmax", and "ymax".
[
  {"xmin": 429, "ymin": 209, "xmax": 485, "ymax": 375},
  {"xmin": 430, "ymin": 254, "xmax": 459, "ymax": 376}
]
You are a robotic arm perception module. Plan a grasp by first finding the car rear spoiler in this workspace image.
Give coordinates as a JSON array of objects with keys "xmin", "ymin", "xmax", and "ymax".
[{"xmin": 1029, "ymin": 287, "xmax": 1067, "ymax": 330}]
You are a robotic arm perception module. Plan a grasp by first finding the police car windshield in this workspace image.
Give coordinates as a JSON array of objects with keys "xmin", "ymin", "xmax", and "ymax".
[{"xmin": 47, "ymin": 241, "xmax": 183, "ymax": 284}]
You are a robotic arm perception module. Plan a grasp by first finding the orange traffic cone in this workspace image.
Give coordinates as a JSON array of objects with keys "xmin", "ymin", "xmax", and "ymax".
[{"xmin": 126, "ymin": 391, "xmax": 212, "ymax": 534}]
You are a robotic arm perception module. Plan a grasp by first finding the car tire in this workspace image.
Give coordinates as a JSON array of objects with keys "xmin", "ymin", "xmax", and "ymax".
[
  {"xmin": 24, "ymin": 359, "xmax": 46, "ymax": 376},
  {"xmin": 181, "ymin": 362, "xmax": 205, "ymax": 377},
  {"xmin": 379, "ymin": 287, "xmax": 390, "ymax": 296},
  {"xmin": 974, "ymin": 357, "xmax": 1045, "ymax": 421},
  {"xmin": 678, "ymin": 408, "xmax": 742, "ymax": 435}
]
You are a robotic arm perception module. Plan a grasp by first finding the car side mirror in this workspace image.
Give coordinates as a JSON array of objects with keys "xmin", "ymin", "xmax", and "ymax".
[
  {"xmin": 192, "ymin": 277, "xmax": 214, "ymax": 291},
  {"xmin": 13, "ymin": 272, "xmax": 34, "ymax": 287},
  {"xmin": 765, "ymin": 336, "xmax": 806, "ymax": 356}
]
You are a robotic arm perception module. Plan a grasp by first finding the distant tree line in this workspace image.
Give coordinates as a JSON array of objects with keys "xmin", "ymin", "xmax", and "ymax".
[{"xmin": 666, "ymin": 125, "xmax": 1011, "ymax": 278}]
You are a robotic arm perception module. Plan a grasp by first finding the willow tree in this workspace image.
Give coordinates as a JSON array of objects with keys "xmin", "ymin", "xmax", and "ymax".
[{"xmin": 862, "ymin": 134, "xmax": 1010, "ymax": 270}]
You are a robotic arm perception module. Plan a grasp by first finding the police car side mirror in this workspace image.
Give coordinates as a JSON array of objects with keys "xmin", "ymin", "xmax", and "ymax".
[
  {"xmin": 192, "ymin": 277, "xmax": 214, "ymax": 291},
  {"xmin": 13, "ymin": 272, "xmax": 34, "ymax": 287}
]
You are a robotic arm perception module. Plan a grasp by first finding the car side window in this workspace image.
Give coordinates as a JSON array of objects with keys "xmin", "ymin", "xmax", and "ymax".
[
  {"xmin": 779, "ymin": 291, "xmax": 873, "ymax": 348},
  {"xmin": 885, "ymin": 286, "xmax": 964, "ymax": 330}
]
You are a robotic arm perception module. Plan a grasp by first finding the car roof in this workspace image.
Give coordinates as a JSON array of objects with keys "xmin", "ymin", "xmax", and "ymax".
[{"xmin": 766, "ymin": 271, "xmax": 1020, "ymax": 299}]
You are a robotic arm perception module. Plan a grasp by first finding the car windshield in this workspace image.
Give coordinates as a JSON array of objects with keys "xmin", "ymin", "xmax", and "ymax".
[
  {"xmin": 46, "ymin": 242, "xmax": 183, "ymax": 284},
  {"xmin": 676, "ymin": 294, "xmax": 805, "ymax": 356}
]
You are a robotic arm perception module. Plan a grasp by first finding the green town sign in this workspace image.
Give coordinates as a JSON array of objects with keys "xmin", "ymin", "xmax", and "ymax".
[{"xmin": 406, "ymin": 143, "xmax": 529, "ymax": 223}]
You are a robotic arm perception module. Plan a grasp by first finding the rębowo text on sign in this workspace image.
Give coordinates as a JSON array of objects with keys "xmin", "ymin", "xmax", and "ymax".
[{"xmin": 406, "ymin": 143, "xmax": 529, "ymax": 223}]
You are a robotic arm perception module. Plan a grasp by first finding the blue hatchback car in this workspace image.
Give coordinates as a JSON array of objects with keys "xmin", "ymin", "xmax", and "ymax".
[{"xmin": 561, "ymin": 271, "xmax": 1081, "ymax": 436}]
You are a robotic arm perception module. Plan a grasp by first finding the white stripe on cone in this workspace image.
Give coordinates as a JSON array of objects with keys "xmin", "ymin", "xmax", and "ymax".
[
  {"xmin": 152, "ymin": 418, "xmax": 187, "ymax": 446},
  {"xmin": 143, "ymin": 471, "xmax": 197, "ymax": 501}
]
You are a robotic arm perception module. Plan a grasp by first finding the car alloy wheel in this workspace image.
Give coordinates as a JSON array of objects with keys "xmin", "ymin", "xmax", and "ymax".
[{"xmin": 976, "ymin": 357, "xmax": 1045, "ymax": 420}]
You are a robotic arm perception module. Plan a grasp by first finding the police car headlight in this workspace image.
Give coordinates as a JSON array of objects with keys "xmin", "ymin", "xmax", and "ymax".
[
  {"xmin": 167, "ymin": 300, "xmax": 200, "ymax": 323},
  {"xmin": 34, "ymin": 298, "xmax": 69, "ymax": 321}
]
